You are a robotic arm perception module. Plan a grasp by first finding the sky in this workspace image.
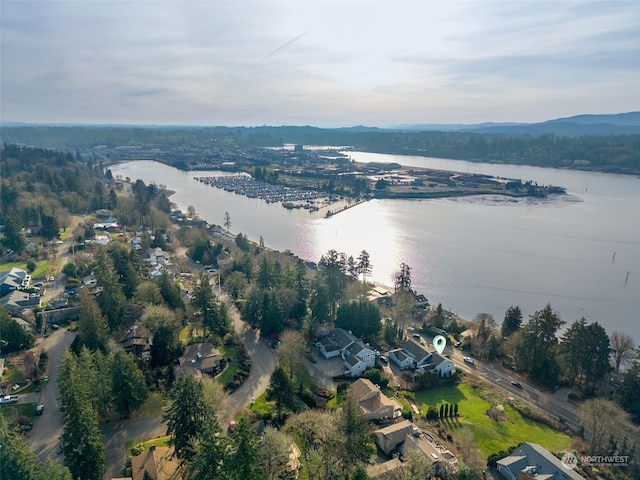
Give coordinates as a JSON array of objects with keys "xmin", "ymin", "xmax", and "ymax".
[{"xmin": 1, "ymin": 0, "xmax": 639, "ymax": 127}]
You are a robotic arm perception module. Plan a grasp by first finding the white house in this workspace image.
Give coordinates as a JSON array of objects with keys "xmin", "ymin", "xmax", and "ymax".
[
  {"xmin": 316, "ymin": 328, "xmax": 356, "ymax": 359},
  {"xmin": 344, "ymin": 341, "xmax": 376, "ymax": 369},
  {"xmin": 345, "ymin": 353, "xmax": 368, "ymax": 377},
  {"xmin": 388, "ymin": 348, "xmax": 415, "ymax": 370}
]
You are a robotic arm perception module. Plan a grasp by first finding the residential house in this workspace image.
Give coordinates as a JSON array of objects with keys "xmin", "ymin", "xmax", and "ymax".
[
  {"xmin": 0, "ymin": 267, "xmax": 30, "ymax": 296},
  {"xmin": 351, "ymin": 378, "xmax": 401, "ymax": 421},
  {"xmin": 368, "ymin": 285, "xmax": 392, "ymax": 306},
  {"xmin": 373, "ymin": 419, "xmax": 419, "ymax": 456},
  {"xmin": 93, "ymin": 234, "xmax": 110, "ymax": 246},
  {"xmin": 119, "ymin": 326, "xmax": 152, "ymax": 358},
  {"xmin": 174, "ymin": 342, "xmax": 222, "ymax": 379},
  {"xmin": 417, "ymin": 352, "xmax": 456, "ymax": 377},
  {"xmin": 401, "ymin": 339, "xmax": 432, "ymax": 368},
  {"xmin": 83, "ymin": 274, "xmax": 97, "ymax": 287},
  {"xmin": 316, "ymin": 328, "xmax": 356, "ymax": 359},
  {"xmin": 217, "ymin": 251, "xmax": 234, "ymax": 274},
  {"xmin": 414, "ymin": 294, "xmax": 429, "ymax": 309},
  {"xmin": 14, "ymin": 317, "xmax": 31, "ymax": 332},
  {"xmin": 388, "ymin": 348, "xmax": 415, "ymax": 370},
  {"xmin": 0, "ymin": 290, "xmax": 41, "ymax": 313},
  {"xmin": 497, "ymin": 443, "xmax": 585, "ymax": 480},
  {"xmin": 400, "ymin": 433, "xmax": 457, "ymax": 469},
  {"xmin": 130, "ymin": 445, "xmax": 183, "ymax": 480},
  {"xmin": 366, "ymin": 458, "xmax": 403, "ymax": 479},
  {"xmin": 343, "ymin": 340, "xmax": 377, "ymax": 377}
]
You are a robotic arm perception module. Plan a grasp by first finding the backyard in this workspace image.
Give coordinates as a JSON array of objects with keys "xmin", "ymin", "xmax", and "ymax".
[{"xmin": 413, "ymin": 384, "xmax": 572, "ymax": 457}]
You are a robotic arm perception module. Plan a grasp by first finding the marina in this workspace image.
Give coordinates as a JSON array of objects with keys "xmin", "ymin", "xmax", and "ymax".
[{"xmin": 195, "ymin": 174, "xmax": 346, "ymax": 213}]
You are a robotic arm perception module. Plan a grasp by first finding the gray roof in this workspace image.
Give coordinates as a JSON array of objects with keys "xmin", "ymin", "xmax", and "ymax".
[
  {"xmin": 402, "ymin": 339, "xmax": 431, "ymax": 363},
  {"xmin": 331, "ymin": 328, "xmax": 357, "ymax": 350},
  {"xmin": 345, "ymin": 353, "xmax": 362, "ymax": 368},
  {"xmin": 497, "ymin": 443, "xmax": 585, "ymax": 480}
]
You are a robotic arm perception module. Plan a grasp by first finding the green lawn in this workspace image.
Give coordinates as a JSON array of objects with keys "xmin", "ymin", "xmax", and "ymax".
[
  {"xmin": 414, "ymin": 384, "xmax": 571, "ymax": 457},
  {"xmin": 0, "ymin": 259, "xmax": 49, "ymax": 278},
  {"xmin": 126, "ymin": 435, "xmax": 171, "ymax": 456}
]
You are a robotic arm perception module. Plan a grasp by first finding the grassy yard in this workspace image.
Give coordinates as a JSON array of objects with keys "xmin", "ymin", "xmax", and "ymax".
[
  {"xmin": 414, "ymin": 384, "xmax": 571, "ymax": 457},
  {"xmin": 0, "ymin": 403, "xmax": 38, "ymax": 424},
  {"xmin": 126, "ymin": 435, "xmax": 172, "ymax": 456},
  {"xmin": 0, "ymin": 259, "xmax": 49, "ymax": 278}
]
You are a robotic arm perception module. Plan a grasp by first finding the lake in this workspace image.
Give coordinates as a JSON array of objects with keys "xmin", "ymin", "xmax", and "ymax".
[{"xmin": 111, "ymin": 153, "xmax": 640, "ymax": 342}]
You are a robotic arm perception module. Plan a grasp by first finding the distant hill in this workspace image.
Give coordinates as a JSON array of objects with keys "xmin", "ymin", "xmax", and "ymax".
[{"xmin": 389, "ymin": 112, "xmax": 640, "ymax": 135}]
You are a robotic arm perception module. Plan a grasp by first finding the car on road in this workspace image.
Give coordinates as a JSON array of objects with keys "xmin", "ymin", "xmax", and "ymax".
[
  {"xmin": 511, "ymin": 381, "xmax": 522, "ymax": 388},
  {"xmin": 36, "ymin": 404, "xmax": 44, "ymax": 415},
  {"xmin": 463, "ymin": 356, "xmax": 475, "ymax": 365}
]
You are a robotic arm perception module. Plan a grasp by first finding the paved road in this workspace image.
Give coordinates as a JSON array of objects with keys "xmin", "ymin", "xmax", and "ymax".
[{"xmin": 26, "ymin": 330, "xmax": 76, "ymax": 463}]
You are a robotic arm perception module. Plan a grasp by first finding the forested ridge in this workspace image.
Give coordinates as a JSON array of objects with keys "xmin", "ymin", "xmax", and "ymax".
[{"xmin": 2, "ymin": 124, "xmax": 640, "ymax": 174}]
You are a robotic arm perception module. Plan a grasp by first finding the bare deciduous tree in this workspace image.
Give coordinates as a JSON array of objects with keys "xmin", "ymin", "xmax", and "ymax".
[
  {"xmin": 610, "ymin": 331, "xmax": 636, "ymax": 373},
  {"xmin": 276, "ymin": 330, "xmax": 307, "ymax": 385},
  {"xmin": 579, "ymin": 398, "xmax": 628, "ymax": 453}
]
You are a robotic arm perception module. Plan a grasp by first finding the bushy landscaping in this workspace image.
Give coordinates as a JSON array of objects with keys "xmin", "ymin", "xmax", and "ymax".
[{"xmin": 414, "ymin": 384, "xmax": 572, "ymax": 457}]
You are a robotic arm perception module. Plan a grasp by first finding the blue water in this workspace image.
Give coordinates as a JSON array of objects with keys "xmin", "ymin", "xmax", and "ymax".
[{"xmin": 111, "ymin": 153, "xmax": 640, "ymax": 342}]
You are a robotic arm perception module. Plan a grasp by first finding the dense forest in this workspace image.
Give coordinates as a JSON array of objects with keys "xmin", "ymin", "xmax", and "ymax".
[{"xmin": 2, "ymin": 124, "xmax": 640, "ymax": 174}]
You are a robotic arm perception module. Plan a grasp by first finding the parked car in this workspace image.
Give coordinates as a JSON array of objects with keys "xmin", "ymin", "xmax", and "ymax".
[
  {"xmin": 36, "ymin": 404, "xmax": 44, "ymax": 415},
  {"xmin": 463, "ymin": 356, "xmax": 475, "ymax": 365},
  {"xmin": 454, "ymin": 341, "xmax": 462, "ymax": 348},
  {"xmin": 511, "ymin": 381, "xmax": 522, "ymax": 388},
  {"xmin": 50, "ymin": 324, "xmax": 60, "ymax": 330}
]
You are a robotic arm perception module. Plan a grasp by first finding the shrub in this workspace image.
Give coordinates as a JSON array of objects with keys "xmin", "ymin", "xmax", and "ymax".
[{"xmin": 426, "ymin": 406, "xmax": 439, "ymax": 421}]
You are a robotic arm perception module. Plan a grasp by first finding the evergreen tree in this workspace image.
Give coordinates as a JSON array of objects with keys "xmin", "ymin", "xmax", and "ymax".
[
  {"xmin": 337, "ymin": 389, "xmax": 374, "ymax": 477},
  {"xmin": 515, "ymin": 304, "xmax": 564, "ymax": 387},
  {"xmin": 58, "ymin": 351, "xmax": 106, "ymax": 480},
  {"xmin": 111, "ymin": 350, "xmax": 149, "ymax": 418},
  {"xmin": 157, "ymin": 270, "xmax": 185, "ymax": 309},
  {"xmin": 76, "ymin": 289, "xmax": 109, "ymax": 353},
  {"xmin": 0, "ymin": 308, "xmax": 35, "ymax": 353},
  {"xmin": 92, "ymin": 250, "xmax": 128, "ymax": 331},
  {"xmin": 267, "ymin": 367, "xmax": 295, "ymax": 421},
  {"xmin": 501, "ymin": 305, "xmax": 523, "ymax": 337},
  {"xmin": 164, "ymin": 376, "xmax": 213, "ymax": 465},
  {"xmin": 335, "ymin": 300, "xmax": 381, "ymax": 341},
  {"xmin": 40, "ymin": 213, "xmax": 60, "ymax": 240},
  {"xmin": 222, "ymin": 418, "xmax": 261, "ymax": 480},
  {"xmin": 1, "ymin": 216, "xmax": 25, "ymax": 253},
  {"xmin": 558, "ymin": 318, "xmax": 611, "ymax": 390},
  {"xmin": 356, "ymin": 250, "xmax": 372, "ymax": 284},
  {"xmin": 187, "ymin": 417, "xmax": 226, "ymax": 480},
  {"xmin": 0, "ymin": 415, "xmax": 72, "ymax": 480},
  {"xmin": 393, "ymin": 262, "xmax": 412, "ymax": 293},
  {"xmin": 150, "ymin": 325, "xmax": 182, "ymax": 367}
]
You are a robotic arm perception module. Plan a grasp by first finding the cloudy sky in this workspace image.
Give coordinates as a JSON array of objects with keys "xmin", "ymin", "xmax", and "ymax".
[{"xmin": 2, "ymin": 1, "xmax": 639, "ymax": 127}]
